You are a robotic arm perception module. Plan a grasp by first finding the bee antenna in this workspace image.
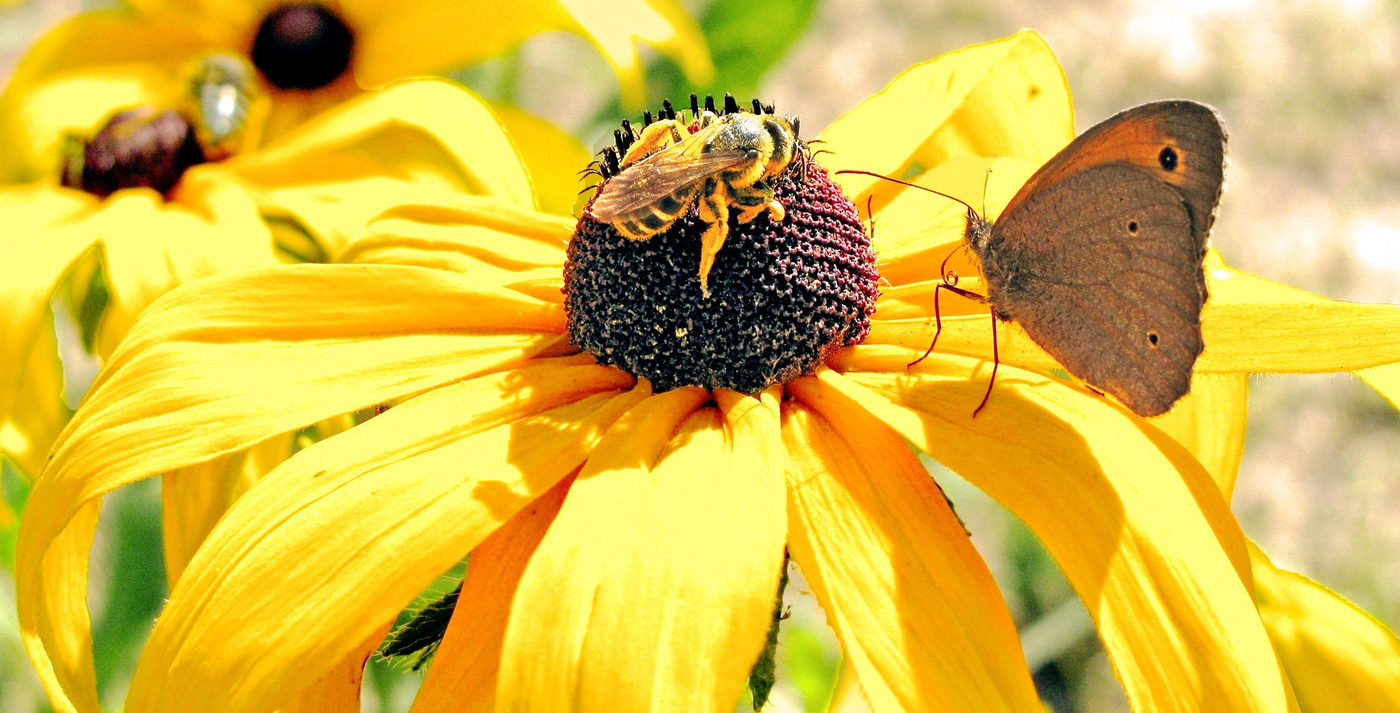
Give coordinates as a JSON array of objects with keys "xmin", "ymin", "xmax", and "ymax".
[
  {"xmin": 723, "ymin": 93, "xmax": 740, "ymax": 114},
  {"xmin": 690, "ymin": 94, "xmax": 700, "ymax": 117},
  {"xmin": 703, "ymin": 95, "xmax": 717, "ymax": 114},
  {"xmin": 835, "ymin": 169, "xmax": 978, "ymax": 214}
]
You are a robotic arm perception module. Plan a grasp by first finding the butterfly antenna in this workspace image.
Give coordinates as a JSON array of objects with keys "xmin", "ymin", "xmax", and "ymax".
[
  {"xmin": 834, "ymin": 169, "xmax": 977, "ymax": 214},
  {"xmin": 981, "ymin": 168, "xmax": 992, "ymax": 218}
]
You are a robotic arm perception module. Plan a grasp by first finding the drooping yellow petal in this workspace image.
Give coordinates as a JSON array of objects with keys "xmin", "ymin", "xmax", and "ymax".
[
  {"xmin": 820, "ymin": 367, "xmax": 1291, "ymax": 712},
  {"xmin": 280, "ymin": 625, "xmax": 389, "ymax": 713},
  {"xmin": 1151, "ymin": 372, "xmax": 1250, "ymax": 498},
  {"xmin": 782, "ymin": 384, "xmax": 1042, "ymax": 712},
  {"xmin": 161, "ymin": 431, "xmax": 294, "ymax": 584},
  {"xmin": 410, "ymin": 470, "xmax": 573, "ymax": 713},
  {"xmin": 1252, "ymin": 543, "xmax": 1400, "ymax": 712},
  {"xmin": 1199, "ymin": 256, "xmax": 1400, "ymax": 373},
  {"xmin": 125, "ymin": 364, "xmax": 643, "ymax": 713},
  {"xmin": 231, "ymin": 78, "xmax": 535, "ymax": 257},
  {"xmin": 0, "ymin": 10, "xmax": 213, "ymax": 182},
  {"xmin": 498, "ymin": 388, "xmax": 788, "ymax": 712},
  {"xmin": 490, "ymin": 104, "xmax": 594, "ymax": 217},
  {"xmin": 821, "ymin": 31, "xmax": 1073, "ymax": 202},
  {"xmin": 27, "ymin": 501, "xmax": 101, "ymax": 713},
  {"xmin": 17, "ymin": 264, "xmax": 567, "ymax": 711},
  {"xmin": 349, "ymin": 0, "xmax": 713, "ymax": 110}
]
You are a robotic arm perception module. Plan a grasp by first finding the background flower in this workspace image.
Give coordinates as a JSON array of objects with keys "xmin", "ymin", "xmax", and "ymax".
[{"xmin": 0, "ymin": 0, "xmax": 711, "ymax": 183}]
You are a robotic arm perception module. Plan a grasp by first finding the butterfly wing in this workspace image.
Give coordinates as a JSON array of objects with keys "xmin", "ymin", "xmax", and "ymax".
[
  {"xmin": 985, "ymin": 164, "xmax": 1210, "ymax": 417},
  {"xmin": 1003, "ymin": 100, "xmax": 1226, "ymax": 243}
]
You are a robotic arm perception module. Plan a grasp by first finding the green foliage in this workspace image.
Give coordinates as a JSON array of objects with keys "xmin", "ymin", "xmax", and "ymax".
[
  {"xmin": 1, "ymin": 458, "xmax": 30, "ymax": 573},
  {"xmin": 91, "ymin": 478, "xmax": 167, "ymax": 709},
  {"xmin": 747, "ymin": 552, "xmax": 790, "ymax": 710},
  {"xmin": 377, "ymin": 561, "xmax": 468, "ymax": 672}
]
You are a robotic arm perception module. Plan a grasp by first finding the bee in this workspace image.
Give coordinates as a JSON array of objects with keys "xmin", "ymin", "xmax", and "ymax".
[
  {"xmin": 183, "ymin": 53, "xmax": 264, "ymax": 161},
  {"xmin": 588, "ymin": 97, "xmax": 803, "ymax": 297}
]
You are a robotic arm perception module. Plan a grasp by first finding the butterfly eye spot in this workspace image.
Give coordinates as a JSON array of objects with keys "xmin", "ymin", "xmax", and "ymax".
[
  {"xmin": 1127, "ymin": 220, "xmax": 1139, "ymax": 235},
  {"xmin": 1146, "ymin": 331, "xmax": 1160, "ymax": 346},
  {"xmin": 1158, "ymin": 146, "xmax": 1179, "ymax": 171}
]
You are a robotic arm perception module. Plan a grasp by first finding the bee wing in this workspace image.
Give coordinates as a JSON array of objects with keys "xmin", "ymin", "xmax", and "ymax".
[{"xmin": 589, "ymin": 147, "xmax": 752, "ymax": 221}]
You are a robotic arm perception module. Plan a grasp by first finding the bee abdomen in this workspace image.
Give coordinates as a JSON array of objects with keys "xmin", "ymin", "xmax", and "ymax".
[{"xmin": 616, "ymin": 184, "xmax": 701, "ymax": 239}]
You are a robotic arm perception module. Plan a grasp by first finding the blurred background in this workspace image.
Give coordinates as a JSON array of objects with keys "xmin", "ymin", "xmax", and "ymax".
[{"xmin": 2, "ymin": 0, "xmax": 1398, "ymax": 711}]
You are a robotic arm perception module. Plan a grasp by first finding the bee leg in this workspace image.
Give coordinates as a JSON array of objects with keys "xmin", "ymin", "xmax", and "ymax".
[
  {"xmin": 696, "ymin": 181, "xmax": 731, "ymax": 298},
  {"xmin": 731, "ymin": 182, "xmax": 785, "ymax": 224},
  {"xmin": 621, "ymin": 119, "xmax": 688, "ymax": 165}
]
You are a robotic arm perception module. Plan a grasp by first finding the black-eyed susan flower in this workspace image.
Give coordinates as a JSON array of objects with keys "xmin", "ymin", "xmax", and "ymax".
[
  {"xmin": 16, "ymin": 30, "xmax": 1400, "ymax": 712},
  {"xmin": 0, "ymin": 78, "xmax": 533, "ymax": 480},
  {"xmin": 0, "ymin": 0, "xmax": 711, "ymax": 183}
]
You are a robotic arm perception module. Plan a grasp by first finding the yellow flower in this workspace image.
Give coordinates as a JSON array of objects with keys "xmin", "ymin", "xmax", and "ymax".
[
  {"xmin": 0, "ymin": 0, "xmax": 712, "ymax": 183},
  {"xmin": 0, "ymin": 78, "xmax": 533, "ymax": 479},
  {"xmin": 16, "ymin": 30, "xmax": 1400, "ymax": 712}
]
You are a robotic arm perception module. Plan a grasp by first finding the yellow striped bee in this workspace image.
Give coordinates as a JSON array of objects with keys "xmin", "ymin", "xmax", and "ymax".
[{"xmin": 588, "ymin": 96, "xmax": 803, "ymax": 297}]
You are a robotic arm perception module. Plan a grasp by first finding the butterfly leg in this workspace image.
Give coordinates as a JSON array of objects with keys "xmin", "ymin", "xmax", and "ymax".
[
  {"xmin": 908, "ymin": 280, "xmax": 988, "ymax": 367},
  {"xmin": 972, "ymin": 316, "xmax": 998, "ymax": 418},
  {"xmin": 696, "ymin": 178, "xmax": 730, "ymax": 297}
]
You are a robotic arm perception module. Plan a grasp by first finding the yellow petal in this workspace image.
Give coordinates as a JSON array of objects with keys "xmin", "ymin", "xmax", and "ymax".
[
  {"xmin": 17, "ymin": 265, "xmax": 567, "ymax": 710},
  {"xmin": 1252, "ymin": 543, "xmax": 1400, "ymax": 712},
  {"xmin": 232, "ymin": 78, "xmax": 535, "ymax": 256},
  {"xmin": 0, "ymin": 11, "xmax": 212, "ymax": 182},
  {"xmin": 819, "ymin": 367, "xmax": 1291, "ymax": 712},
  {"xmin": 490, "ymin": 104, "xmax": 594, "ymax": 217},
  {"xmin": 25, "ymin": 501, "xmax": 102, "ymax": 713},
  {"xmin": 782, "ymin": 383, "xmax": 1042, "ymax": 712},
  {"xmin": 1356, "ymin": 362, "xmax": 1400, "ymax": 411},
  {"xmin": 89, "ymin": 170, "xmax": 279, "ymax": 356},
  {"xmin": 125, "ymin": 364, "xmax": 643, "ymax": 712},
  {"xmin": 349, "ymin": 0, "xmax": 713, "ymax": 110},
  {"xmin": 820, "ymin": 31, "xmax": 1073, "ymax": 202},
  {"xmin": 1150, "ymin": 372, "xmax": 1250, "ymax": 498},
  {"xmin": 161, "ymin": 431, "xmax": 294, "ymax": 584},
  {"xmin": 867, "ymin": 155, "xmax": 1036, "ymax": 289},
  {"xmin": 280, "ymin": 626, "xmax": 389, "ymax": 713},
  {"xmin": 345, "ymin": 194, "xmax": 571, "ymax": 280},
  {"xmin": 0, "ymin": 185, "xmax": 98, "ymax": 477},
  {"xmin": 410, "ymin": 470, "xmax": 573, "ymax": 713},
  {"xmin": 498, "ymin": 388, "xmax": 787, "ymax": 712},
  {"xmin": 1200, "ymin": 256, "xmax": 1400, "ymax": 373}
]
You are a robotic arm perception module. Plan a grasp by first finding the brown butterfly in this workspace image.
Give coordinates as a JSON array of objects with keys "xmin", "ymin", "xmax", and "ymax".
[{"xmin": 854, "ymin": 100, "xmax": 1227, "ymax": 417}]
